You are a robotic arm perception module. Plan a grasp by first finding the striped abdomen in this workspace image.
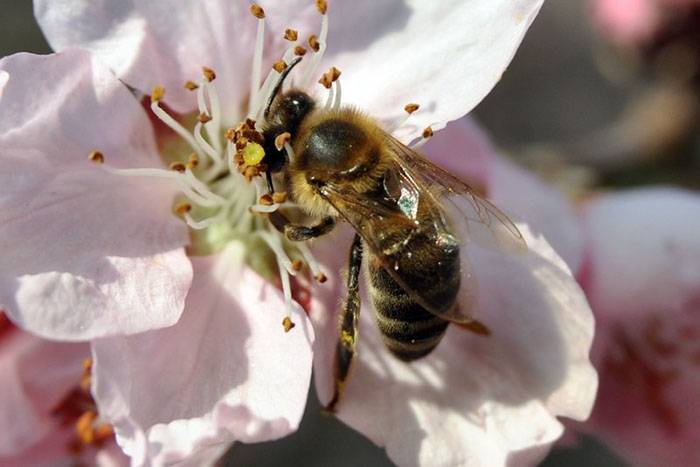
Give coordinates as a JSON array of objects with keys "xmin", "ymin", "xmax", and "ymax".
[{"xmin": 368, "ymin": 228, "xmax": 461, "ymax": 361}]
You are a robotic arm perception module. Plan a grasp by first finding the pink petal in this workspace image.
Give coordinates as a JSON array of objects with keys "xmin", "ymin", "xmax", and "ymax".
[
  {"xmin": 578, "ymin": 188, "xmax": 700, "ymax": 467},
  {"xmin": 34, "ymin": 0, "xmax": 317, "ymax": 122},
  {"xmin": 0, "ymin": 50, "xmax": 191, "ymax": 340},
  {"xmin": 92, "ymin": 247, "xmax": 314, "ymax": 466},
  {"xmin": 0, "ymin": 327, "xmax": 88, "ymax": 456},
  {"xmin": 590, "ymin": 0, "xmax": 660, "ymax": 46},
  {"xmin": 322, "ymin": 0, "xmax": 544, "ymax": 142},
  {"xmin": 310, "ymin": 223, "xmax": 597, "ymax": 466},
  {"xmin": 422, "ymin": 117, "xmax": 584, "ymax": 271}
]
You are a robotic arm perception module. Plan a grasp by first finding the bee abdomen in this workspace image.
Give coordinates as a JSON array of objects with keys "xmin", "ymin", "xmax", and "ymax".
[{"xmin": 374, "ymin": 302, "xmax": 448, "ymax": 361}]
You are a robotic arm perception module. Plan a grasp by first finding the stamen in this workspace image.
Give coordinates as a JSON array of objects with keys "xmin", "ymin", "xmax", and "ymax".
[
  {"xmin": 275, "ymin": 132, "xmax": 291, "ymax": 151},
  {"xmin": 284, "ymin": 142, "xmax": 296, "ymax": 161},
  {"xmin": 184, "ymin": 80, "xmax": 199, "ymax": 91},
  {"xmin": 301, "ymin": 7, "xmax": 330, "ymax": 87},
  {"xmin": 202, "ymin": 66, "xmax": 216, "ymax": 82},
  {"xmin": 150, "ymin": 87, "xmax": 206, "ymax": 159},
  {"xmin": 390, "ymin": 103, "xmax": 420, "ymax": 133},
  {"xmin": 272, "ymin": 60, "xmax": 288, "ymax": 73},
  {"xmin": 169, "ymin": 162, "xmax": 187, "ymax": 172},
  {"xmin": 294, "ymin": 45, "xmax": 307, "ymax": 56},
  {"xmin": 249, "ymin": 4, "xmax": 266, "ymax": 116},
  {"xmin": 259, "ymin": 194, "xmax": 274, "ymax": 206},
  {"xmin": 296, "ymin": 242, "xmax": 327, "ymax": 283},
  {"xmin": 87, "ymin": 150, "xmax": 104, "ymax": 164},
  {"xmin": 174, "ymin": 202, "xmax": 192, "ymax": 215},
  {"xmin": 284, "ymin": 29, "xmax": 298, "ymax": 41},
  {"xmin": 324, "ymin": 84, "xmax": 335, "ymax": 110},
  {"xmin": 80, "ymin": 358, "xmax": 92, "ymax": 392},
  {"xmin": 332, "ymin": 80, "xmax": 342, "ymax": 112},
  {"xmin": 259, "ymin": 231, "xmax": 297, "ymax": 276},
  {"xmin": 316, "ymin": 0, "xmax": 328, "ymax": 15},
  {"xmin": 184, "ymin": 208, "xmax": 229, "ymax": 230},
  {"xmin": 291, "ymin": 259, "xmax": 303, "ymax": 272},
  {"xmin": 422, "ymin": 126, "xmax": 434, "ymax": 139},
  {"xmin": 282, "ymin": 316, "xmax": 296, "ymax": 333},
  {"xmin": 318, "ymin": 66, "xmax": 341, "ymax": 89}
]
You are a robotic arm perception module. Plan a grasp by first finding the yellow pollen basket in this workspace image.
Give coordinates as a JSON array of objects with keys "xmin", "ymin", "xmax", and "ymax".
[{"xmin": 242, "ymin": 142, "xmax": 266, "ymax": 166}]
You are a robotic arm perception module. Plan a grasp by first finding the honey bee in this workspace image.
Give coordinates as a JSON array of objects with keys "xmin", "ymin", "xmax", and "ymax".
[{"xmin": 260, "ymin": 61, "xmax": 527, "ymax": 413}]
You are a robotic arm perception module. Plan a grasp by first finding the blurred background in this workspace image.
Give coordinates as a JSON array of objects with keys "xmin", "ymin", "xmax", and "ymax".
[{"xmin": 3, "ymin": 0, "xmax": 699, "ymax": 465}]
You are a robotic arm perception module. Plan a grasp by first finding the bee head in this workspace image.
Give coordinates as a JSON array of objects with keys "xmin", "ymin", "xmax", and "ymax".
[{"xmin": 262, "ymin": 90, "xmax": 315, "ymax": 173}]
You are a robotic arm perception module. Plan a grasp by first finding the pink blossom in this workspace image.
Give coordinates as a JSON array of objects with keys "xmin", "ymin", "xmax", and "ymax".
[
  {"xmin": 0, "ymin": 314, "xmax": 127, "ymax": 466},
  {"xmin": 0, "ymin": 0, "xmax": 599, "ymax": 465},
  {"xmin": 591, "ymin": 0, "xmax": 700, "ymax": 47},
  {"xmin": 576, "ymin": 188, "xmax": 700, "ymax": 466}
]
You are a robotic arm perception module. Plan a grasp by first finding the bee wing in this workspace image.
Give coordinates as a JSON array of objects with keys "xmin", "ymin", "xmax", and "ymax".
[
  {"xmin": 318, "ymin": 168, "xmax": 481, "ymax": 325},
  {"xmin": 383, "ymin": 133, "xmax": 528, "ymax": 254}
]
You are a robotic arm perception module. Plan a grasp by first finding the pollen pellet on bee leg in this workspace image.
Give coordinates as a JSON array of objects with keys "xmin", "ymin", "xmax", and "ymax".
[
  {"xmin": 87, "ymin": 150, "xmax": 104, "ymax": 164},
  {"xmin": 282, "ymin": 317, "xmax": 296, "ymax": 332}
]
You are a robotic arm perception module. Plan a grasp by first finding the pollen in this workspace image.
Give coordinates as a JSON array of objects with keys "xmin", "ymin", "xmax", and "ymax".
[
  {"xmin": 318, "ymin": 66, "xmax": 341, "ymax": 89},
  {"xmin": 174, "ymin": 202, "xmax": 193, "ymax": 215},
  {"xmin": 87, "ymin": 150, "xmax": 104, "ymax": 164},
  {"xmin": 316, "ymin": 0, "xmax": 328, "ymax": 15},
  {"xmin": 274, "ymin": 132, "xmax": 291, "ymax": 151},
  {"xmin": 151, "ymin": 84, "xmax": 165, "ymax": 103},
  {"xmin": 282, "ymin": 316, "xmax": 296, "ymax": 333},
  {"xmin": 308, "ymin": 34, "xmax": 320, "ymax": 52},
  {"xmin": 241, "ymin": 142, "xmax": 265, "ymax": 166},
  {"xmin": 404, "ymin": 103, "xmax": 420, "ymax": 114},
  {"xmin": 169, "ymin": 161, "xmax": 187, "ymax": 172},
  {"xmin": 272, "ymin": 60, "xmax": 288, "ymax": 73},
  {"xmin": 202, "ymin": 67, "xmax": 216, "ymax": 82},
  {"xmin": 294, "ymin": 45, "xmax": 307, "ymax": 56},
  {"xmin": 250, "ymin": 3, "xmax": 265, "ymax": 19},
  {"xmin": 272, "ymin": 191, "xmax": 288, "ymax": 204},
  {"xmin": 284, "ymin": 28, "xmax": 298, "ymax": 41},
  {"xmin": 422, "ymin": 126, "xmax": 434, "ymax": 139},
  {"xmin": 184, "ymin": 80, "xmax": 199, "ymax": 91}
]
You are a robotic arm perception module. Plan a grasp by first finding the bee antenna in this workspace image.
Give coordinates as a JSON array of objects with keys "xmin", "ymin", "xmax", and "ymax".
[{"xmin": 263, "ymin": 56, "xmax": 303, "ymax": 120}]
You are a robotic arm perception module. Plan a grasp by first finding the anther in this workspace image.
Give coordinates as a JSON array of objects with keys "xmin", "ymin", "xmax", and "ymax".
[
  {"xmin": 225, "ymin": 128, "xmax": 236, "ymax": 141},
  {"xmin": 169, "ymin": 162, "xmax": 187, "ymax": 173},
  {"xmin": 250, "ymin": 3, "xmax": 265, "ymax": 19},
  {"xmin": 308, "ymin": 34, "xmax": 320, "ymax": 52},
  {"xmin": 151, "ymin": 85, "xmax": 165, "ymax": 103},
  {"xmin": 202, "ymin": 67, "xmax": 216, "ymax": 82},
  {"xmin": 186, "ymin": 153, "xmax": 199, "ymax": 170},
  {"xmin": 318, "ymin": 66, "xmax": 341, "ymax": 89},
  {"xmin": 284, "ymin": 29, "xmax": 298, "ymax": 41},
  {"xmin": 272, "ymin": 60, "xmax": 288, "ymax": 73},
  {"xmin": 275, "ymin": 132, "xmax": 291, "ymax": 151},
  {"xmin": 80, "ymin": 358, "xmax": 92, "ymax": 392},
  {"xmin": 184, "ymin": 80, "xmax": 199, "ymax": 91},
  {"xmin": 316, "ymin": 273, "xmax": 328, "ymax": 283},
  {"xmin": 198, "ymin": 112, "xmax": 212, "ymax": 123},
  {"xmin": 422, "ymin": 127, "xmax": 434, "ymax": 139},
  {"xmin": 272, "ymin": 191, "xmax": 287, "ymax": 204},
  {"xmin": 76, "ymin": 411, "xmax": 97, "ymax": 444},
  {"xmin": 282, "ymin": 317, "xmax": 296, "ymax": 333},
  {"xmin": 259, "ymin": 194, "xmax": 274, "ymax": 206},
  {"xmin": 174, "ymin": 202, "xmax": 193, "ymax": 215},
  {"xmin": 294, "ymin": 45, "xmax": 307, "ymax": 56},
  {"xmin": 292, "ymin": 259, "xmax": 303, "ymax": 271},
  {"xmin": 316, "ymin": 0, "xmax": 328, "ymax": 15},
  {"xmin": 88, "ymin": 150, "xmax": 104, "ymax": 164},
  {"xmin": 404, "ymin": 103, "xmax": 420, "ymax": 114}
]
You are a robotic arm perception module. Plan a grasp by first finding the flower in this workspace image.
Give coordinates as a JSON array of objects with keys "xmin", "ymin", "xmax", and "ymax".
[
  {"xmin": 0, "ymin": 0, "xmax": 598, "ymax": 465},
  {"xmin": 575, "ymin": 188, "xmax": 700, "ymax": 467},
  {"xmin": 0, "ymin": 313, "xmax": 126, "ymax": 466}
]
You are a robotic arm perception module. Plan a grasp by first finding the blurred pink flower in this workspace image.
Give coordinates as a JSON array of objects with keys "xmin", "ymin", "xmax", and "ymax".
[
  {"xmin": 0, "ymin": 314, "xmax": 126, "ymax": 466},
  {"xmin": 0, "ymin": 0, "xmax": 599, "ymax": 465},
  {"xmin": 575, "ymin": 188, "xmax": 700, "ymax": 466},
  {"xmin": 591, "ymin": 0, "xmax": 700, "ymax": 46}
]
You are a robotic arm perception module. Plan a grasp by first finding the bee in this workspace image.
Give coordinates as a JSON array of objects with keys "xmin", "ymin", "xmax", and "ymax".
[{"xmin": 260, "ymin": 60, "xmax": 527, "ymax": 413}]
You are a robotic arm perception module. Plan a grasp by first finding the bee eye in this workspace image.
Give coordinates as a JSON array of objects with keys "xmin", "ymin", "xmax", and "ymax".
[{"xmin": 307, "ymin": 176, "xmax": 325, "ymax": 188}]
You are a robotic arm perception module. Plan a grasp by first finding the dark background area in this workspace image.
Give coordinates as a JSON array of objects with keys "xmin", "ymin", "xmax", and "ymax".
[{"xmin": 0, "ymin": 1, "xmax": 629, "ymax": 466}]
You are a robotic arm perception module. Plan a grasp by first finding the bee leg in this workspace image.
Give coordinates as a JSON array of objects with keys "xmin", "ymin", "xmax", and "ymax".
[
  {"xmin": 268, "ymin": 210, "xmax": 336, "ymax": 241},
  {"xmin": 324, "ymin": 233, "xmax": 363, "ymax": 414}
]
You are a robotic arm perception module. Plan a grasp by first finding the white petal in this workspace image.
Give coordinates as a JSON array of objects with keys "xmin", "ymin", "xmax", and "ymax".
[{"xmin": 92, "ymin": 244, "xmax": 314, "ymax": 466}]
